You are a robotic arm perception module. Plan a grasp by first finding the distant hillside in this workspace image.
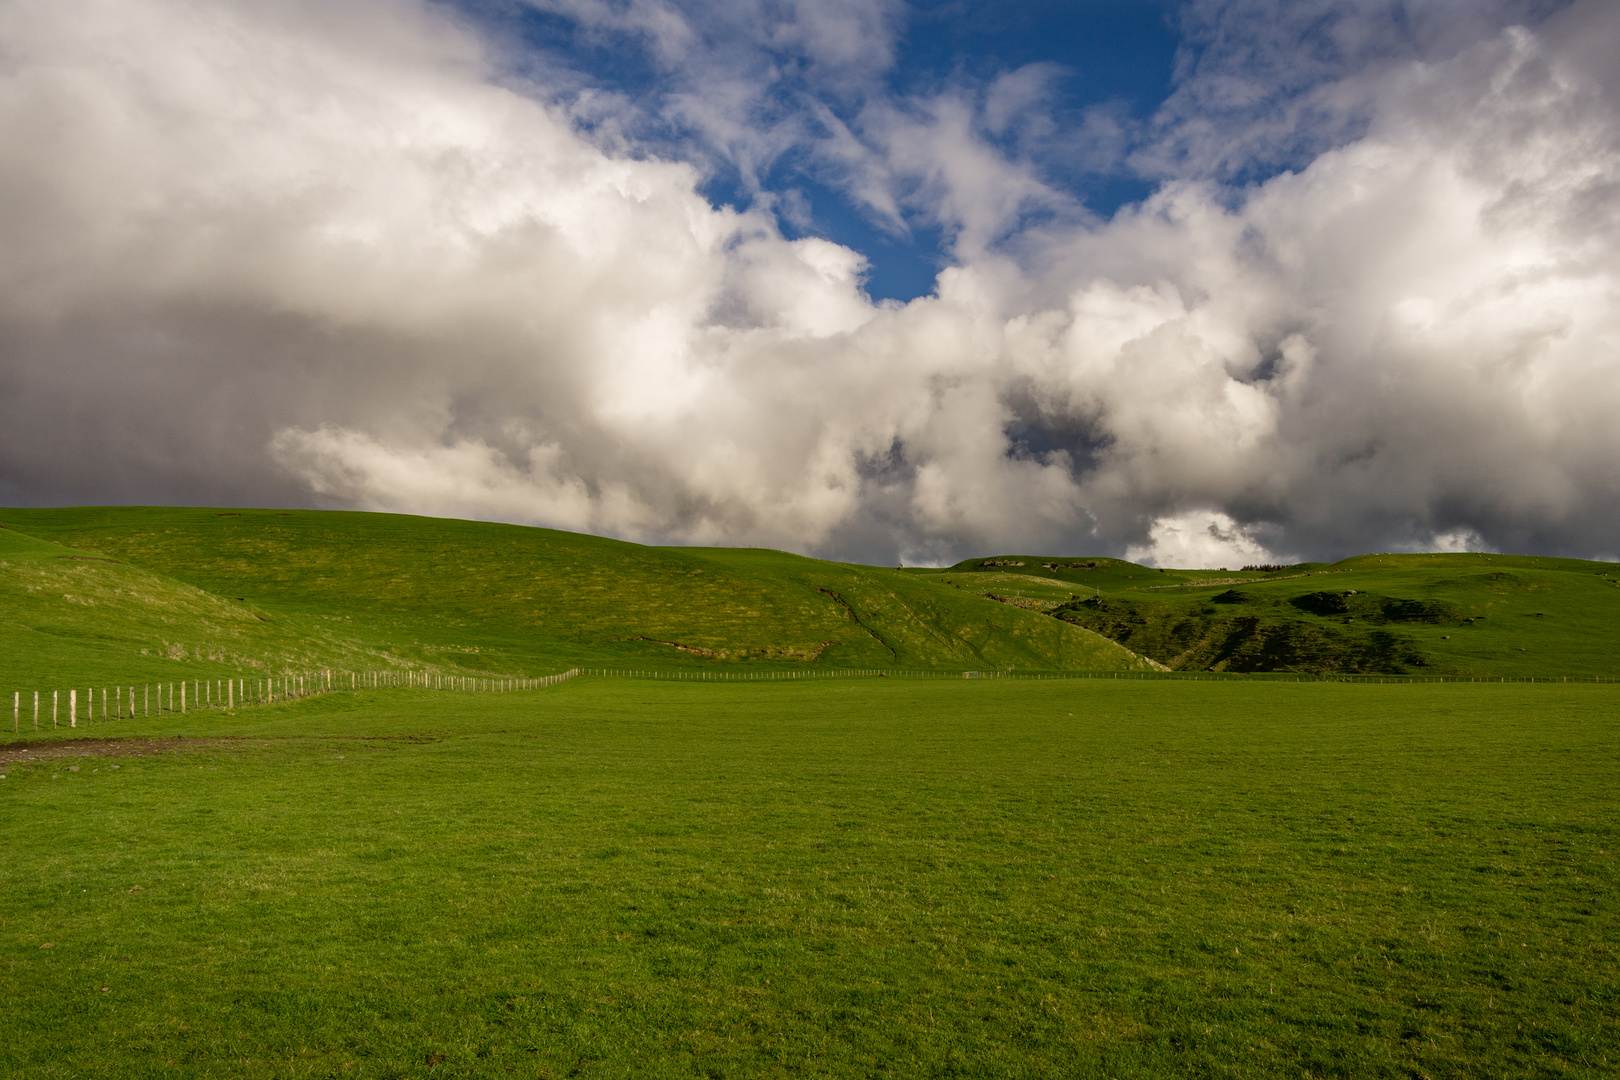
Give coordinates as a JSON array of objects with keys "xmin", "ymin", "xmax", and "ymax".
[
  {"xmin": 914, "ymin": 553, "xmax": 1620, "ymax": 676},
  {"xmin": 0, "ymin": 508, "xmax": 1153, "ymax": 685},
  {"xmin": 9, "ymin": 507, "xmax": 1609, "ymax": 684}
]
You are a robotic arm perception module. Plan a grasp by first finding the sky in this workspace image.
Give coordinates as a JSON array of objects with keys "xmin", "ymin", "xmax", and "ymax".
[{"xmin": 0, "ymin": 0, "xmax": 1616, "ymax": 567}]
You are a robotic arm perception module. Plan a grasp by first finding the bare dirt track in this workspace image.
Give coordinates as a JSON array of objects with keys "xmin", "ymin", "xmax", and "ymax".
[{"xmin": 0, "ymin": 734, "xmax": 440, "ymax": 765}]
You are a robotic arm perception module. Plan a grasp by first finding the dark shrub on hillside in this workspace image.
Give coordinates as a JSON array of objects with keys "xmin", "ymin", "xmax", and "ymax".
[{"xmin": 1290, "ymin": 591, "xmax": 1462, "ymax": 624}]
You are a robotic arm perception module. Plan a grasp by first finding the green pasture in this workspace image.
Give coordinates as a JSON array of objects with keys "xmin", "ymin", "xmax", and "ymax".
[
  {"xmin": 921, "ymin": 552, "xmax": 1620, "ymax": 676},
  {"xmin": 0, "ymin": 508, "xmax": 1148, "ymax": 687},
  {"xmin": 2, "ymin": 677, "xmax": 1615, "ymax": 1078},
  {"xmin": 0, "ymin": 525, "xmax": 396, "ymax": 688},
  {"xmin": 4, "ymin": 507, "xmax": 1617, "ymax": 682}
]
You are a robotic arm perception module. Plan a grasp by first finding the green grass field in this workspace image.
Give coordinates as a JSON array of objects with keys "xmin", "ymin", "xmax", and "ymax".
[
  {"xmin": 2, "ymin": 507, "xmax": 1615, "ymax": 1076},
  {"xmin": 2, "ymin": 677, "xmax": 1615, "ymax": 1078},
  {"xmin": 921, "ymin": 553, "xmax": 1620, "ymax": 676},
  {"xmin": 0, "ymin": 508, "xmax": 1149, "ymax": 689},
  {"xmin": 4, "ymin": 508, "xmax": 1616, "ymax": 686}
]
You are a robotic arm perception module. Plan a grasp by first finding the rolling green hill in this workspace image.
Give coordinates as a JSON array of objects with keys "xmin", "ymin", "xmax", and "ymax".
[
  {"xmin": 0, "ymin": 507, "xmax": 1152, "ymax": 687},
  {"xmin": 914, "ymin": 552, "xmax": 1620, "ymax": 676},
  {"xmin": 0, "ymin": 523, "xmax": 394, "ymax": 688},
  {"xmin": 5, "ymin": 507, "xmax": 1613, "ymax": 685}
]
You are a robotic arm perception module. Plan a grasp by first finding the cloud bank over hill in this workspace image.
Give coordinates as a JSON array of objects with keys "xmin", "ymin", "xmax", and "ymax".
[{"xmin": 0, "ymin": 0, "xmax": 1616, "ymax": 567}]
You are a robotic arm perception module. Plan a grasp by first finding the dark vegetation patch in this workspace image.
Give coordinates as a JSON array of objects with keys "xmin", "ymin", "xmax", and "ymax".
[
  {"xmin": 1287, "ymin": 590, "xmax": 1464, "ymax": 624},
  {"xmin": 1014, "ymin": 552, "xmax": 1617, "ymax": 676},
  {"xmin": 1054, "ymin": 593, "xmax": 1432, "ymax": 673}
]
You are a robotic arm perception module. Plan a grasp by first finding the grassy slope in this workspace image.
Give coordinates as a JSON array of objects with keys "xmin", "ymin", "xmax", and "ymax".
[
  {"xmin": 928, "ymin": 554, "xmax": 1281, "ymax": 592},
  {"xmin": 918, "ymin": 552, "xmax": 1620, "ymax": 676},
  {"xmin": 0, "ymin": 524, "xmax": 397, "ymax": 688},
  {"xmin": 2, "ymin": 678, "xmax": 1614, "ymax": 1077},
  {"xmin": 0, "ymin": 507, "xmax": 1150, "ymax": 685}
]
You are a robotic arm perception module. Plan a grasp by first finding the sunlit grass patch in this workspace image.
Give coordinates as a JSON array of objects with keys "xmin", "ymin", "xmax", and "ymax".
[{"xmin": 1, "ymin": 677, "xmax": 1614, "ymax": 1077}]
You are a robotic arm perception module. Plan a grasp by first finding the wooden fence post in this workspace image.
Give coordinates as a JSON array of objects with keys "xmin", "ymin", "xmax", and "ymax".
[
  {"xmin": 69, "ymin": 689, "xmax": 76, "ymax": 728},
  {"xmin": 34, "ymin": 691, "xmax": 39, "ymax": 731},
  {"xmin": 181, "ymin": 682, "xmax": 186, "ymax": 714}
]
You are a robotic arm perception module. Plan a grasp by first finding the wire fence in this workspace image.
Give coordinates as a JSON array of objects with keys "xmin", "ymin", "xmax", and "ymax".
[
  {"xmin": 5, "ymin": 668, "xmax": 581, "ymax": 736},
  {"xmin": 997, "ymin": 670, "xmax": 1620, "ymax": 684},
  {"xmin": 585, "ymin": 667, "xmax": 1620, "ymax": 685},
  {"xmin": 6, "ymin": 663, "xmax": 1612, "ymax": 739}
]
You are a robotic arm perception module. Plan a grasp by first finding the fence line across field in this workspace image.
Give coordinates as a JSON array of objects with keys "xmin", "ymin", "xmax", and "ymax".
[
  {"xmin": 5, "ymin": 667, "xmax": 584, "ymax": 735},
  {"xmin": 584, "ymin": 668, "xmax": 1620, "ymax": 684},
  {"xmin": 7, "ymin": 663, "xmax": 1614, "ymax": 736}
]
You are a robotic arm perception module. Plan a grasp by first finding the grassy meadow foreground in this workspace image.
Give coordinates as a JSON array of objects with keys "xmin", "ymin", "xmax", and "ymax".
[
  {"xmin": 1, "ymin": 507, "xmax": 1615, "ymax": 1076},
  {"xmin": 3, "ymin": 677, "xmax": 1616, "ymax": 1078}
]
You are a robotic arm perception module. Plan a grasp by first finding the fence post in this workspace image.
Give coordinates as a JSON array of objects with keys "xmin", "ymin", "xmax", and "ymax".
[
  {"xmin": 34, "ymin": 691, "xmax": 39, "ymax": 730},
  {"xmin": 53, "ymin": 690, "xmax": 58, "ymax": 728},
  {"xmin": 181, "ymin": 681, "xmax": 186, "ymax": 714},
  {"xmin": 11, "ymin": 691, "xmax": 16, "ymax": 733},
  {"xmin": 70, "ymin": 689, "xmax": 76, "ymax": 728}
]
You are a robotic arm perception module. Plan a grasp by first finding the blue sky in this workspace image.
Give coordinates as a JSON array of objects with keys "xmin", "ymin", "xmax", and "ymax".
[
  {"xmin": 798, "ymin": 1, "xmax": 1179, "ymax": 298},
  {"xmin": 455, "ymin": 0, "xmax": 1184, "ymax": 300}
]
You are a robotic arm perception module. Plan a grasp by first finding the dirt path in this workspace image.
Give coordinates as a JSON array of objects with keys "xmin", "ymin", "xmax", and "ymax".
[{"xmin": 0, "ymin": 734, "xmax": 440, "ymax": 765}]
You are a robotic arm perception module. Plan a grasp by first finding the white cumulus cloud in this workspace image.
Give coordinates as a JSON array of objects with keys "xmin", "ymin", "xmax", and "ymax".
[
  {"xmin": 0, "ymin": 0, "xmax": 1616, "ymax": 566},
  {"xmin": 1127, "ymin": 511, "xmax": 1281, "ymax": 570}
]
